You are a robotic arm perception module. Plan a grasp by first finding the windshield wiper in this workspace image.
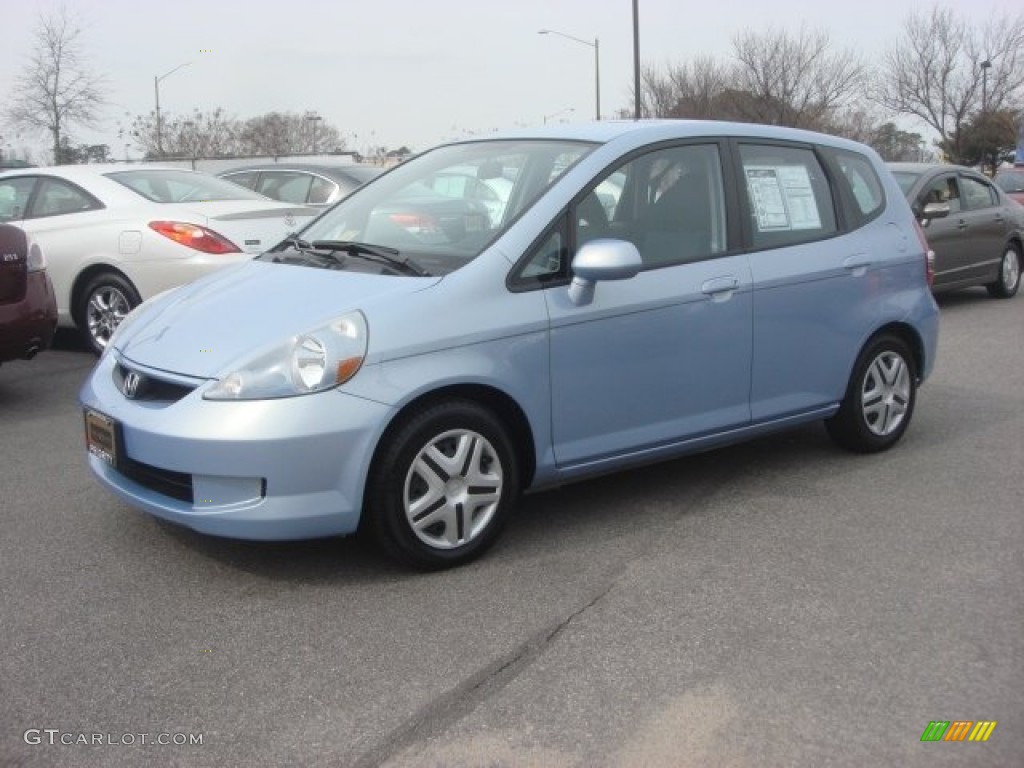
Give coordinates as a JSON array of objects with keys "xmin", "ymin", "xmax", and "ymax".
[
  {"xmin": 270, "ymin": 236, "xmax": 342, "ymax": 266},
  {"xmin": 310, "ymin": 240, "xmax": 430, "ymax": 277}
]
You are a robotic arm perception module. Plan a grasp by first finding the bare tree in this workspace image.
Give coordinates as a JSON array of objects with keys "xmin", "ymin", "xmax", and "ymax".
[
  {"xmin": 729, "ymin": 26, "xmax": 864, "ymax": 130},
  {"xmin": 877, "ymin": 6, "xmax": 1024, "ymax": 163},
  {"xmin": 633, "ymin": 27, "xmax": 863, "ymax": 131},
  {"xmin": 236, "ymin": 112, "xmax": 345, "ymax": 156},
  {"xmin": 129, "ymin": 108, "xmax": 241, "ymax": 158},
  {"xmin": 638, "ymin": 57, "xmax": 733, "ymax": 119},
  {"xmin": 5, "ymin": 6, "xmax": 107, "ymax": 164}
]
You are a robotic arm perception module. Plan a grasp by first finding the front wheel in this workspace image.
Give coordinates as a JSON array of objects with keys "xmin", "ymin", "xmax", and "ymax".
[
  {"xmin": 77, "ymin": 273, "xmax": 141, "ymax": 355},
  {"xmin": 986, "ymin": 243, "xmax": 1021, "ymax": 299},
  {"xmin": 364, "ymin": 401, "xmax": 519, "ymax": 569},
  {"xmin": 826, "ymin": 335, "xmax": 917, "ymax": 453}
]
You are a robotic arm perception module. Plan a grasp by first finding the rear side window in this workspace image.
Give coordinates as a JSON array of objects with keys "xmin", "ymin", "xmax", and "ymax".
[
  {"xmin": 960, "ymin": 175, "xmax": 998, "ymax": 210},
  {"xmin": 831, "ymin": 150, "xmax": 885, "ymax": 224},
  {"xmin": 256, "ymin": 171, "xmax": 314, "ymax": 205},
  {"xmin": 739, "ymin": 144, "xmax": 837, "ymax": 250},
  {"xmin": 0, "ymin": 177, "xmax": 36, "ymax": 222},
  {"xmin": 29, "ymin": 178, "xmax": 102, "ymax": 218}
]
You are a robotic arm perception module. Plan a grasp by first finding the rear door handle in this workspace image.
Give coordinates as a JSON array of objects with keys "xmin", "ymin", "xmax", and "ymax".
[
  {"xmin": 843, "ymin": 255, "xmax": 872, "ymax": 276},
  {"xmin": 957, "ymin": 219, "xmax": 968, "ymax": 230}
]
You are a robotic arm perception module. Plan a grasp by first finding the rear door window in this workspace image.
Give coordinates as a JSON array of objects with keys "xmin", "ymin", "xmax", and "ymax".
[
  {"xmin": 960, "ymin": 175, "xmax": 998, "ymax": 210},
  {"xmin": 738, "ymin": 144, "xmax": 838, "ymax": 249}
]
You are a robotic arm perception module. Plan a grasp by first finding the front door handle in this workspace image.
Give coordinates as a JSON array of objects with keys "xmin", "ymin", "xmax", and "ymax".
[
  {"xmin": 701, "ymin": 276, "xmax": 739, "ymax": 301},
  {"xmin": 957, "ymin": 219, "xmax": 968, "ymax": 230}
]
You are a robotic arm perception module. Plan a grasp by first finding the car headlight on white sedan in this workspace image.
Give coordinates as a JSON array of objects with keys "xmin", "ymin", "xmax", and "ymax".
[{"xmin": 204, "ymin": 311, "xmax": 368, "ymax": 400}]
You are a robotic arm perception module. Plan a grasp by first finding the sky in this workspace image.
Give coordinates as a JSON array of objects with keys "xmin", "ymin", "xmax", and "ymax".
[{"xmin": 0, "ymin": 0, "xmax": 1019, "ymax": 162}]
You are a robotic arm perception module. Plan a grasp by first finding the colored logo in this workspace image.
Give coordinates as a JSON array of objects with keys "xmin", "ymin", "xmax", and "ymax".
[{"xmin": 921, "ymin": 721, "xmax": 997, "ymax": 742}]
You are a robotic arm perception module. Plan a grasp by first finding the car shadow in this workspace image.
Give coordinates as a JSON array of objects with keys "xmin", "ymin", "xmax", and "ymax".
[{"xmin": 150, "ymin": 424, "xmax": 833, "ymax": 584}]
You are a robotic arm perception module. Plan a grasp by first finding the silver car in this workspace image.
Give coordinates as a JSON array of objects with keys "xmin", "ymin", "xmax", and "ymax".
[{"xmin": 82, "ymin": 122, "xmax": 939, "ymax": 569}]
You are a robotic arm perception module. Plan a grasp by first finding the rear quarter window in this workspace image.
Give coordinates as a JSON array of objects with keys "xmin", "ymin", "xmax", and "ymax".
[{"xmin": 829, "ymin": 150, "xmax": 886, "ymax": 226}]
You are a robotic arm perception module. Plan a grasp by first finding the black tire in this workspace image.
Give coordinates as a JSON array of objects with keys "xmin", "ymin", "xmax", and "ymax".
[
  {"xmin": 75, "ymin": 272, "xmax": 141, "ymax": 355},
  {"xmin": 364, "ymin": 400, "xmax": 519, "ymax": 569},
  {"xmin": 826, "ymin": 334, "xmax": 918, "ymax": 454},
  {"xmin": 985, "ymin": 243, "xmax": 1021, "ymax": 299}
]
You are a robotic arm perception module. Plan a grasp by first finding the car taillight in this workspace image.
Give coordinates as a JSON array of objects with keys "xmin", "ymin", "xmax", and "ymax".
[
  {"xmin": 913, "ymin": 220, "xmax": 935, "ymax": 286},
  {"xmin": 148, "ymin": 221, "xmax": 241, "ymax": 254},
  {"xmin": 388, "ymin": 213, "xmax": 441, "ymax": 235}
]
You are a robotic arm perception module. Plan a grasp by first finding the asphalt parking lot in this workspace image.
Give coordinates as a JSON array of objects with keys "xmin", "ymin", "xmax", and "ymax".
[{"xmin": 1, "ymin": 289, "xmax": 1021, "ymax": 768}]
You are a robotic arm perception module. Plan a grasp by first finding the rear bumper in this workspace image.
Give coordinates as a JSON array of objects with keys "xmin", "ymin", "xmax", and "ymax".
[{"xmin": 0, "ymin": 270, "xmax": 58, "ymax": 362}]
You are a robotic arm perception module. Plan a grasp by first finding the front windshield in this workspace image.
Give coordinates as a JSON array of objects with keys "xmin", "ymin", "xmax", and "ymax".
[
  {"xmin": 274, "ymin": 139, "xmax": 594, "ymax": 275},
  {"xmin": 107, "ymin": 169, "xmax": 269, "ymax": 203},
  {"xmin": 891, "ymin": 171, "xmax": 921, "ymax": 196}
]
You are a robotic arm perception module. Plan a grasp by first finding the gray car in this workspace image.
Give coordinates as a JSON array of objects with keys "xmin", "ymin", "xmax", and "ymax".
[
  {"xmin": 888, "ymin": 162, "xmax": 1022, "ymax": 298},
  {"xmin": 219, "ymin": 163, "xmax": 382, "ymax": 207}
]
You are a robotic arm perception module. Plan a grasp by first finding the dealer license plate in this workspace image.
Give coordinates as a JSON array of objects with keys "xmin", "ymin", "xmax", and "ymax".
[{"xmin": 84, "ymin": 409, "xmax": 119, "ymax": 466}]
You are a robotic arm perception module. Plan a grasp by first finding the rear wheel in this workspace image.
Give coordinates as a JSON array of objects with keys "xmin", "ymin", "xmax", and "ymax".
[
  {"xmin": 76, "ymin": 272, "xmax": 140, "ymax": 355},
  {"xmin": 986, "ymin": 243, "xmax": 1021, "ymax": 298},
  {"xmin": 364, "ymin": 400, "xmax": 519, "ymax": 569},
  {"xmin": 826, "ymin": 335, "xmax": 917, "ymax": 453}
]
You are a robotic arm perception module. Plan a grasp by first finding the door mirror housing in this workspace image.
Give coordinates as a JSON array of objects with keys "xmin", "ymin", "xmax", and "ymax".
[{"xmin": 568, "ymin": 238, "xmax": 642, "ymax": 305}]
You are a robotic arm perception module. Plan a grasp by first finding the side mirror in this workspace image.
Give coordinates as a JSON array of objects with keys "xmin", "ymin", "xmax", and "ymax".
[
  {"xmin": 567, "ymin": 238, "xmax": 642, "ymax": 305},
  {"xmin": 920, "ymin": 201, "xmax": 950, "ymax": 225}
]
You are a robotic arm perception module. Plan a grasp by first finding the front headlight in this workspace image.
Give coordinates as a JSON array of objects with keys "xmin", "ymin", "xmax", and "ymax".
[{"xmin": 204, "ymin": 311, "xmax": 368, "ymax": 400}]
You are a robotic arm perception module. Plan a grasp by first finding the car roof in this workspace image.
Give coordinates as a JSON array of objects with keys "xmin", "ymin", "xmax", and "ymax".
[
  {"xmin": 461, "ymin": 118, "xmax": 878, "ymax": 154},
  {"xmin": 220, "ymin": 163, "xmax": 383, "ymax": 180},
  {"xmin": 886, "ymin": 161, "xmax": 977, "ymax": 175}
]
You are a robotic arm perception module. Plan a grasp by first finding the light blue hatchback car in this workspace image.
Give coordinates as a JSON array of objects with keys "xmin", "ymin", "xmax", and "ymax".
[{"xmin": 81, "ymin": 121, "xmax": 940, "ymax": 568}]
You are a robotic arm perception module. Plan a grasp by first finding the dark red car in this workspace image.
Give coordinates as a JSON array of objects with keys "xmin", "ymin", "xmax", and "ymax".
[{"xmin": 0, "ymin": 224, "xmax": 57, "ymax": 365}]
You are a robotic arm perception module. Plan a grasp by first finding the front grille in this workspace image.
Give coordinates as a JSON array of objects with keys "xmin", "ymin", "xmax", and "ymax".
[
  {"xmin": 118, "ymin": 455, "xmax": 194, "ymax": 504},
  {"xmin": 113, "ymin": 362, "xmax": 196, "ymax": 403}
]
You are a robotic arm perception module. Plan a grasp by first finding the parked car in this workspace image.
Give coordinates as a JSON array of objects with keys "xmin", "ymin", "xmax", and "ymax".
[
  {"xmin": 888, "ymin": 162, "xmax": 1022, "ymax": 298},
  {"xmin": 82, "ymin": 121, "xmax": 939, "ymax": 569},
  {"xmin": 219, "ymin": 163, "xmax": 382, "ymax": 207},
  {"xmin": 0, "ymin": 165, "xmax": 317, "ymax": 353},
  {"xmin": 993, "ymin": 167, "xmax": 1024, "ymax": 205},
  {"xmin": 0, "ymin": 224, "xmax": 57, "ymax": 365}
]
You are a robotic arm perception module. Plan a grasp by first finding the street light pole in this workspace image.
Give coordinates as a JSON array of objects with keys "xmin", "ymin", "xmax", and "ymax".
[
  {"xmin": 633, "ymin": 0, "xmax": 641, "ymax": 120},
  {"xmin": 154, "ymin": 61, "xmax": 192, "ymax": 157},
  {"xmin": 981, "ymin": 59, "xmax": 992, "ymax": 112},
  {"xmin": 538, "ymin": 29, "xmax": 600, "ymax": 120},
  {"xmin": 305, "ymin": 113, "xmax": 323, "ymax": 153}
]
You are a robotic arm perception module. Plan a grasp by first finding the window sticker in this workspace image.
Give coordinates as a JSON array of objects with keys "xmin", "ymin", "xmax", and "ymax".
[{"xmin": 746, "ymin": 164, "xmax": 822, "ymax": 232}]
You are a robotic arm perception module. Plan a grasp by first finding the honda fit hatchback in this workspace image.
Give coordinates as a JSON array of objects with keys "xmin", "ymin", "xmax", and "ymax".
[{"xmin": 81, "ymin": 121, "xmax": 940, "ymax": 568}]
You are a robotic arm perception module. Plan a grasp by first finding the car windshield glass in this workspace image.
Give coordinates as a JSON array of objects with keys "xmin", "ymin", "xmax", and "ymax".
[
  {"xmin": 994, "ymin": 170, "xmax": 1024, "ymax": 192},
  {"xmin": 106, "ymin": 170, "xmax": 269, "ymax": 203},
  {"xmin": 264, "ymin": 139, "xmax": 595, "ymax": 276},
  {"xmin": 891, "ymin": 171, "xmax": 921, "ymax": 195}
]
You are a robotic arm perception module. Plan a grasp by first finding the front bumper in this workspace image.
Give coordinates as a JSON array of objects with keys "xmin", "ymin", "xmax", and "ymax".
[{"xmin": 79, "ymin": 352, "xmax": 395, "ymax": 540}]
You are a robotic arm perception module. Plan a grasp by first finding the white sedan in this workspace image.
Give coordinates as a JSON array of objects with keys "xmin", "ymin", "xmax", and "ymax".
[{"xmin": 0, "ymin": 165, "xmax": 317, "ymax": 352}]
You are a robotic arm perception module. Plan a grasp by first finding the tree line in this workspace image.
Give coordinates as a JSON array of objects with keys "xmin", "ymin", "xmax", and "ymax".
[
  {"xmin": 3, "ymin": 5, "xmax": 1023, "ymax": 170},
  {"xmin": 632, "ymin": 8, "xmax": 1024, "ymax": 171}
]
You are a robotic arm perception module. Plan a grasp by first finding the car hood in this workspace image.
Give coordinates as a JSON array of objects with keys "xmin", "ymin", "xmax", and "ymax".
[
  {"xmin": 117, "ymin": 259, "xmax": 440, "ymax": 378},
  {"xmin": 155, "ymin": 201, "xmax": 318, "ymax": 254}
]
